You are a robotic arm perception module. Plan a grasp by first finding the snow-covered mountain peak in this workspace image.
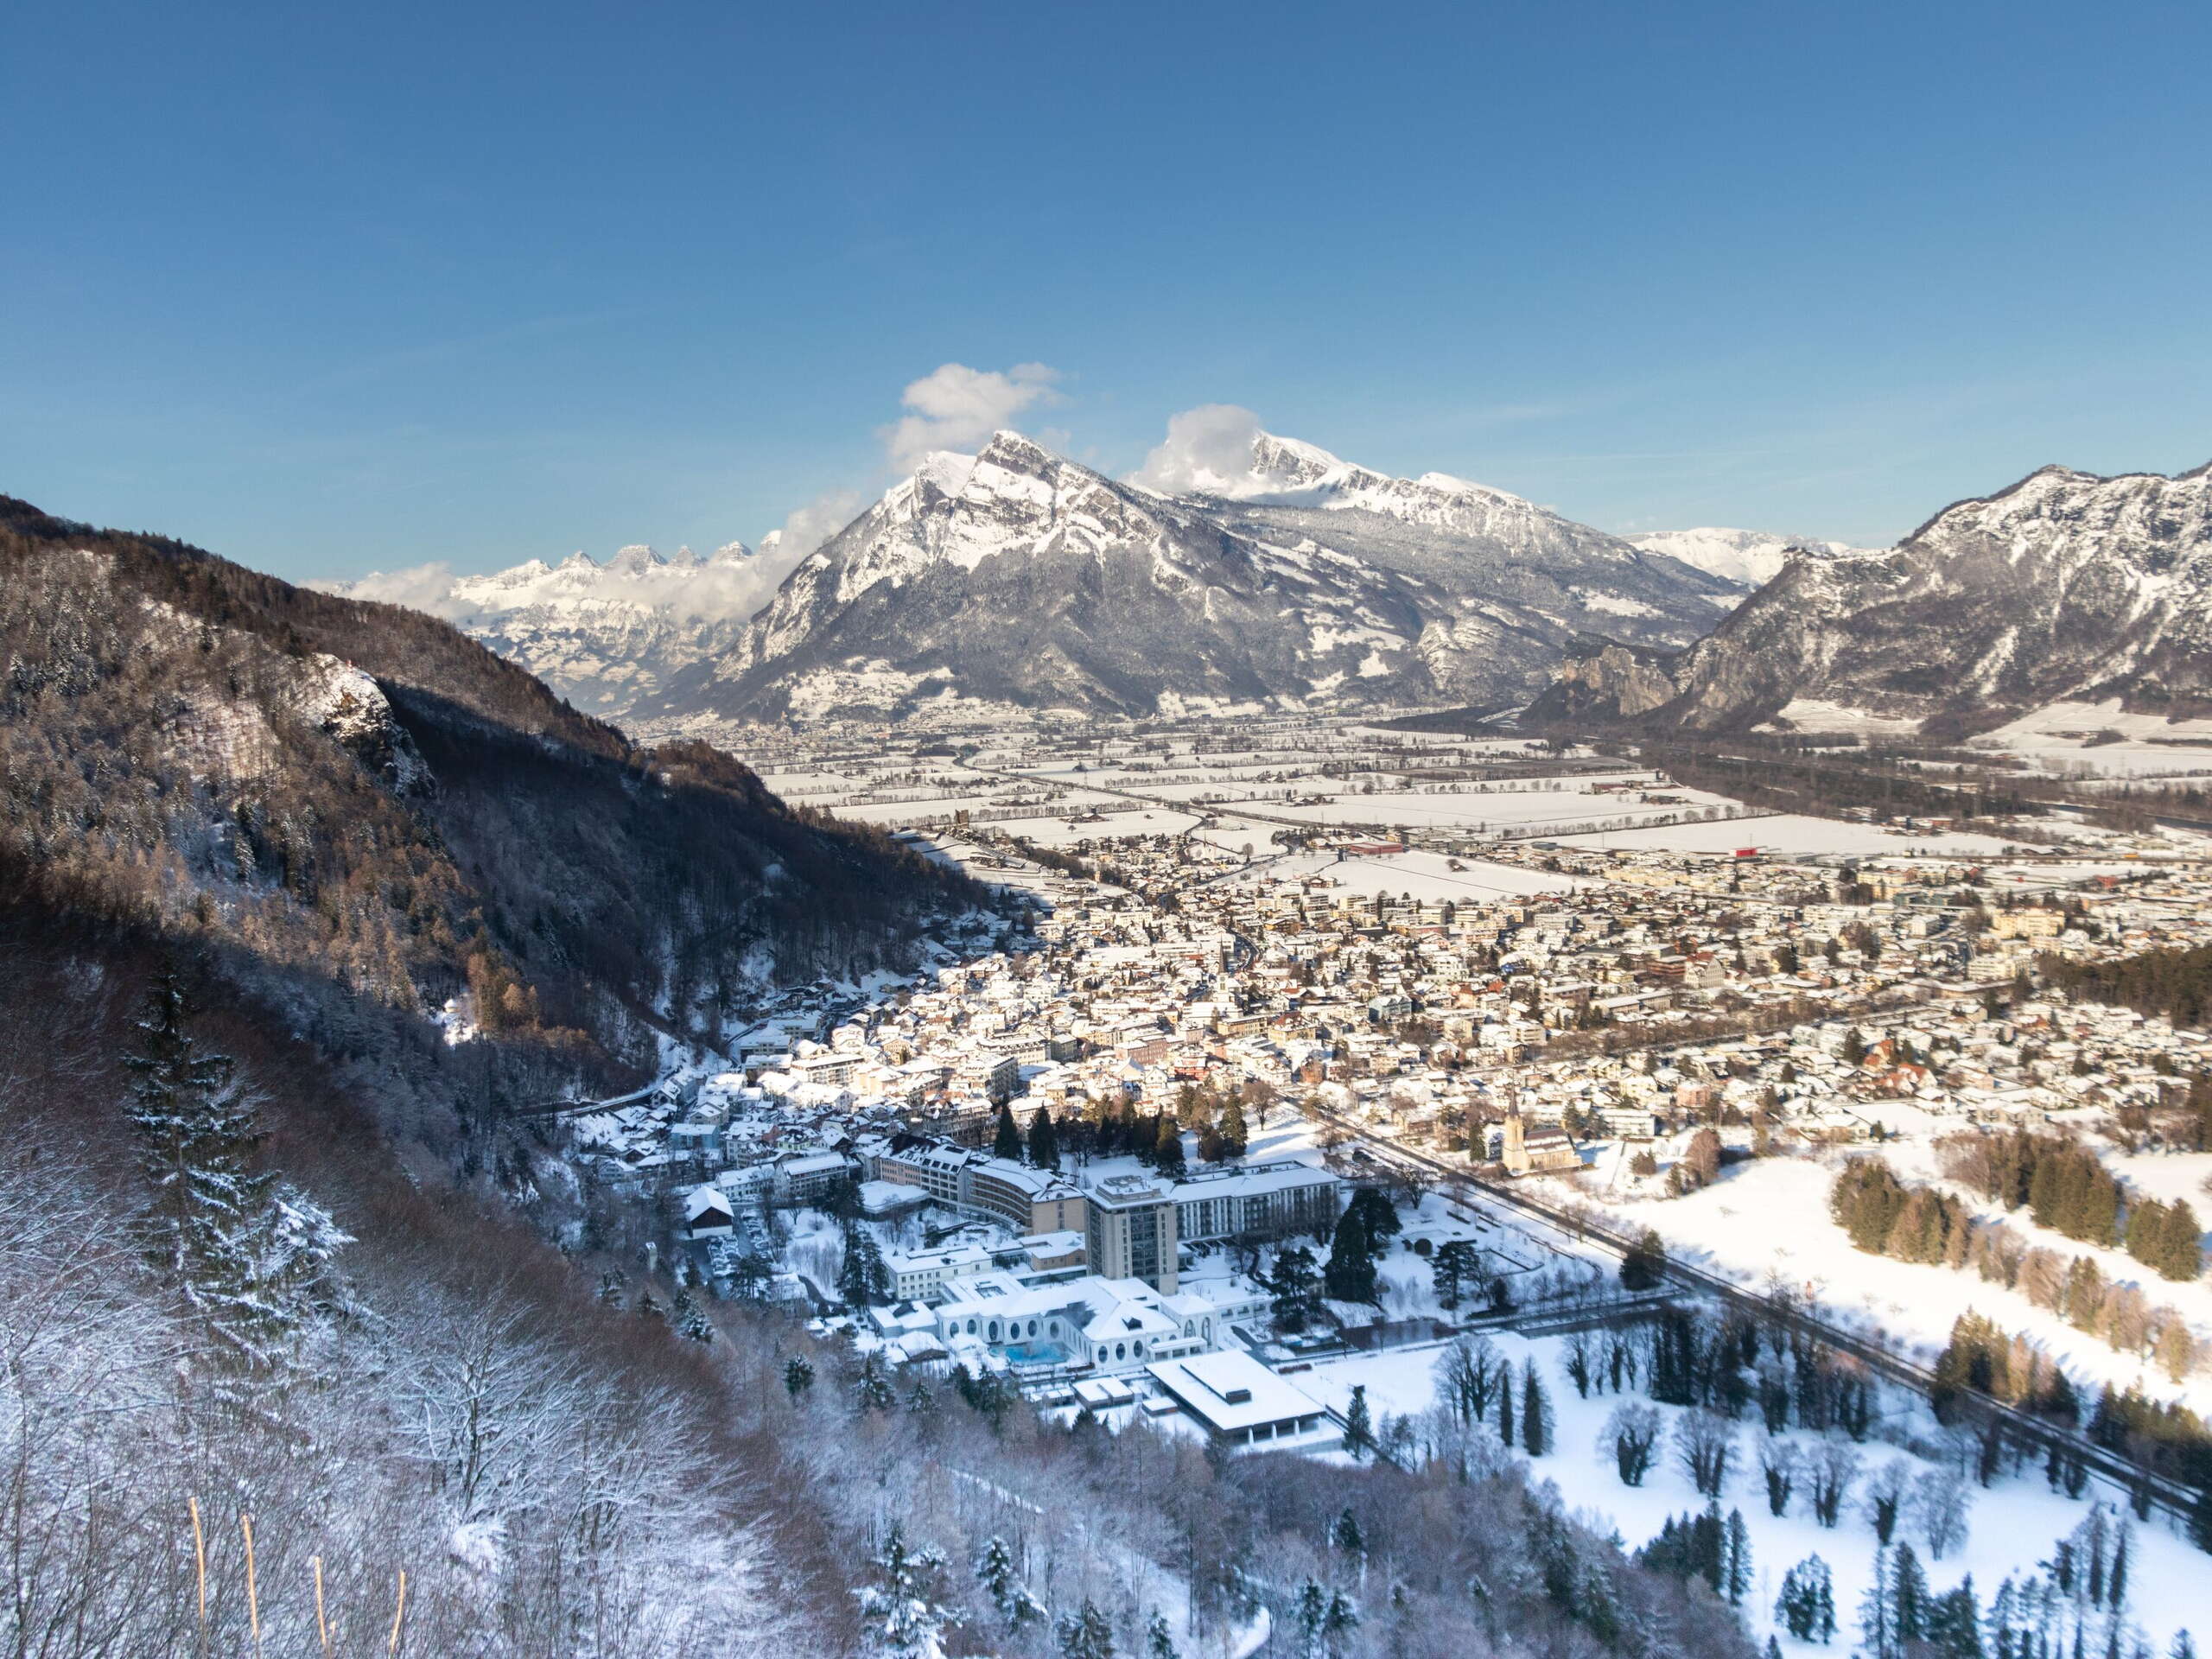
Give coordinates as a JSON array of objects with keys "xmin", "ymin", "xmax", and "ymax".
[
  {"xmin": 699, "ymin": 422, "xmax": 1738, "ymax": 724},
  {"xmin": 1556, "ymin": 457, "xmax": 2212, "ymax": 732},
  {"xmin": 881, "ymin": 449, "xmax": 982, "ymax": 514},
  {"xmin": 1247, "ymin": 430, "xmax": 1344, "ymax": 490},
  {"xmin": 557, "ymin": 550, "xmax": 597, "ymax": 572},
  {"xmin": 606, "ymin": 543, "xmax": 664, "ymax": 575},
  {"xmin": 1626, "ymin": 527, "xmax": 1882, "ymax": 589},
  {"xmin": 709, "ymin": 539, "xmax": 753, "ymax": 564}
]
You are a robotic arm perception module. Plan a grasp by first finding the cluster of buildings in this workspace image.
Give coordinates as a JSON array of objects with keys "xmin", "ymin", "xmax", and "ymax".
[{"xmin": 556, "ymin": 719, "xmax": 2212, "ymax": 1429}]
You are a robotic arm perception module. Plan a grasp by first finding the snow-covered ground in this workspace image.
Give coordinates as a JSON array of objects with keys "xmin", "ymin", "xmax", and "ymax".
[
  {"xmin": 1262, "ymin": 782, "xmax": 1747, "ymax": 835},
  {"xmin": 1550, "ymin": 815, "xmax": 2034, "ymax": 858},
  {"xmin": 1555, "ymin": 1149, "xmax": 2212, "ymax": 1418},
  {"xmin": 1222, "ymin": 849, "xmax": 1587, "ymax": 899},
  {"xmin": 1972, "ymin": 700, "xmax": 2212, "ymax": 781},
  {"xmin": 1294, "ymin": 1333, "xmax": 2203, "ymax": 1654}
]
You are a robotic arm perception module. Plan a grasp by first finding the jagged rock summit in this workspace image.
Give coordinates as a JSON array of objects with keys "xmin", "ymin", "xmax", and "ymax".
[
  {"xmin": 1537, "ymin": 458, "xmax": 2212, "ymax": 734},
  {"xmin": 644, "ymin": 428, "xmax": 1736, "ymax": 725}
]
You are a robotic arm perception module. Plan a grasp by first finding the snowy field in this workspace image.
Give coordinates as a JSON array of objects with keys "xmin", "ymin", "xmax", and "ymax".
[
  {"xmin": 1564, "ymin": 1148, "xmax": 2212, "ymax": 1419},
  {"xmin": 1223, "ymin": 849, "xmax": 1587, "ymax": 899},
  {"xmin": 1260, "ymin": 782, "xmax": 1747, "ymax": 836},
  {"xmin": 1550, "ymin": 815, "xmax": 2034, "ymax": 858},
  {"xmin": 989, "ymin": 807, "xmax": 1207, "ymax": 846},
  {"xmin": 1294, "ymin": 1332, "xmax": 2204, "ymax": 1655},
  {"xmin": 1972, "ymin": 700, "xmax": 2212, "ymax": 782}
]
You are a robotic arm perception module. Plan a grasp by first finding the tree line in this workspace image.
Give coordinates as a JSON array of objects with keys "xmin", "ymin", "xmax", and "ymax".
[{"xmin": 1834, "ymin": 1156, "xmax": 2202, "ymax": 1382}]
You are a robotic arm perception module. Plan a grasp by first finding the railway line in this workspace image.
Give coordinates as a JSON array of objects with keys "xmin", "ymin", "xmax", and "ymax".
[{"xmin": 1306, "ymin": 1103, "xmax": 2208, "ymax": 1525}]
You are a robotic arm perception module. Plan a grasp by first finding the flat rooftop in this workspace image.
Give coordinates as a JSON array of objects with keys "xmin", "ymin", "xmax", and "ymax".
[{"xmin": 1146, "ymin": 1350, "xmax": 1323, "ymax": 1434}]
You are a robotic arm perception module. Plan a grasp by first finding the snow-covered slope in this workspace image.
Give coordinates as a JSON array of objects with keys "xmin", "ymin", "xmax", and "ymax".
[
  {"xmin": 647, "ymin": 429, "xmax": 1737, "ymax": 724},
  {"xmin": 1541, "ymin": 460, "xmax": 2212, "ymax": 732},
  {"xmin": 1626, "ymin": 527, "xmax": 1880, "ymax": 590}
]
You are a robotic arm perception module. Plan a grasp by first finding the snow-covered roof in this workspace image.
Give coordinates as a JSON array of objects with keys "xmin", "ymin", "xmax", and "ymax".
[{"xmin": 1146, "ymin": 1351, "xmax": 1323, "ymax": 1433}]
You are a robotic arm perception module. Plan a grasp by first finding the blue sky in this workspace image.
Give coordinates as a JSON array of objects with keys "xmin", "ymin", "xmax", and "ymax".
[{"xmin": 5, "ymin": 0, "xmax": 2208, "ymax": 582}]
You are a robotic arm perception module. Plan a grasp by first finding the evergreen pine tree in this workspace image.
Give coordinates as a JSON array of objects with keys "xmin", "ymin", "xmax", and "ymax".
[
  {"xmin": 855, "ymin": 1353, "xmax": 896, "ymax": 1412},
  {"xmin": 1725, "ymin": 1509, "xmax": 1752, "ymax": 1605},
  {"xmin": 1343, "ymin": 1385, "xmax": 1374, "ymax": 1462},
  {"xmin": 974, "ymin": 1534, "xmax": 1043, "ymax": 1628},
  {"xmin": 1497, "ymin": 1371, "xmax": 1516, "ymax": 1447},
  {"xmin": 1325, "ymin": 1590, "xmax": 1359, "ymax": 1644},
  {"xmin": 1154, "ymin": 1114, "xmax": 1186, "ymax": 1176},
  {"xmin": 1028, "ymin": 1104, "xmax": 1061, "ymax": 1171},
  {"xmin": 975, "ymin": 1533, "xmax": 1018, "ymax": 1613},
  {"xmin": 1146, "ymin": 1609, "xmax": 1177, "ymax": 1659},
  {"xmin": 858, "ymin": 1522, "xmax": 950, "ymax": 1656},
  {"xmin": 994, "ymin": 1100, "xmax": 1022, "ymax": 1162},
  {"xmin": 1892, "ymin": 1544, "xmax": 1931, "ymax": 1644},
  {"xmin": 671, "ymin": 1286, "xmax": 715, "ymax": 1343},
  {"xmin": 1324, "ymin": 1209, "xmax": 1377, "ymax": 1303},
  {"xmin": 1521, "ymin": 1363, "xmax": 1553, "ymax": 1457},
  {"xmin": 1268, "ymin": 1245, "xmax": 1322, "ymax": 1333},
  {"xmin": 124, "ymin": 973, "xmax": 347, "ymax": 1380},
  {"xmin": 1777, "ymin": 1556, "xmax": 1835, "ymax": 1643},
  {"xmin": 1332, "ymin": 1507, "xmax": 1364, "ymax": 1554},
  {"xmin": 839, "ymin": 1222, "xmax": 892, "ymax": 1308},
  {"xmin": 1926, "ymin": 1581, "xmax": 1984, "ymax": 1659},
  {"xmin": 784, "ymin": 1355, "xmax": 815, "ymax": 1402},
  {"xmin": 1860, "ymin": 1547, "xmax": 1897, "ymax": 1659},
  {"xmin": 1058, "ymin": 1598, "xmax": 1116, "ymax": 1658},
  {"xmin": 1433, "ymin": 1238, "xmax": 1480, "ymax": 1311},
  {"xmin": 127, "ymin": 973, "xmax": 265, "ymax": 1285},
  {"xmin": 2163, "ymin": 1200, "xmax": 2203, "ymax": 1281}
]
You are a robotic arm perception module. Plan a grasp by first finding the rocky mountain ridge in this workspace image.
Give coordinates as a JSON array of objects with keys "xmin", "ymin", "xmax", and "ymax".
[
  {"xmin": 639, "ymin": 429, "xmax": 1738, "ymax": 725},
  {"xmin": 1535, "ymin": 459, "xmax": 2212, "ymax": 733}
]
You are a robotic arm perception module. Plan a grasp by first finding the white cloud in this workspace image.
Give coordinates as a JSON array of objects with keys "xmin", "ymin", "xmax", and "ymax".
[
  {"xmin": 1127, "ymin": 404, "xmax": 1265, "ymax": 495},
  {"xmin": 880, "ymin": 361, "xmax": 1061, "ymax": 472},
  {"xmin": 315, "ymin": 562, "xmax": 479, "ymax": 621}
]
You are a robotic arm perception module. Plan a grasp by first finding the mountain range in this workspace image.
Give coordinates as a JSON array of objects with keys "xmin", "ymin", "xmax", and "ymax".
[
  {"xmin": 1537, "ymin": 459, "xmax": 2212, "ymax": 734},
  {"xmin": 337, "ymin": 429, "xmax": 1748, "ymax": 726}
]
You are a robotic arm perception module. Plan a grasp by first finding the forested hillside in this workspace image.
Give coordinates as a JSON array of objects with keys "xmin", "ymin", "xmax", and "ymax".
[{"xmin": 0, "ymin": 493, "xmax": 1001, "ymax": 1177}]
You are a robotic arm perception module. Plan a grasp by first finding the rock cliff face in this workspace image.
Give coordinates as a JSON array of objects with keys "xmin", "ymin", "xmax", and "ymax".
[
  {"xmin": 1541, "ymin": 460, "xmax": 2212, "ymax": 732},
  {"xmin": 1532, "ymin": 639, "xmax": 1687, "ymax": 723},
  {"xmin": 645, "ymin": 429, "xmax": 1734, "ymax": 724}
]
